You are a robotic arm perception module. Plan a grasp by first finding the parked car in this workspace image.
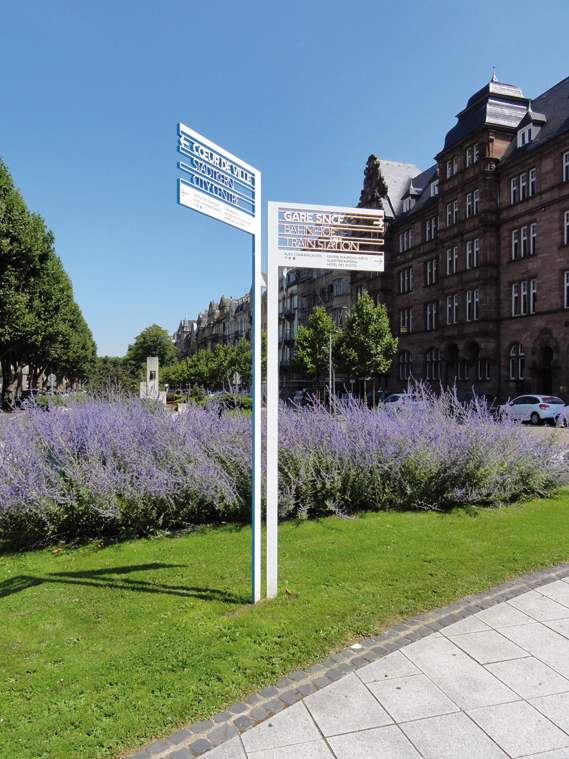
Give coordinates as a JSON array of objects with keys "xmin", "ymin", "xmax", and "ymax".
[
  {"xmin": 366, "ymin": 389, "xmax": 389, "ymax": 405},
  {"xmin": 499, "ymin": 395, "xmax": 565, "ymax": 425},
  {"xmin": 455, "ymin": 392, "xmax": 498, "ymax": 416},
  {"xmin": 381, "ymin": 393, "xmax": 427, "ymax": 410}
]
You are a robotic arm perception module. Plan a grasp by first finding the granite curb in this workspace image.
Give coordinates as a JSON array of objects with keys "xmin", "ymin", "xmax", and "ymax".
[{"xmin": 127, "ymin": 561, "xmax": 569, "ymax": 759}]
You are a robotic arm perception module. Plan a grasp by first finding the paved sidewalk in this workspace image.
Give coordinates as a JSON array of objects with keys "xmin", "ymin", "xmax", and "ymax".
[{"xmin": 132, "ymin": 563, "xmax": 569, "ymax": 759}]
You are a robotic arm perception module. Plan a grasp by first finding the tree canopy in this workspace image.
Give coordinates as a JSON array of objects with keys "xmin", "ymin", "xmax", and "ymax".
[
  {"xmin": 124, "ymin": 324, "xmax": 179, "ymax": 369},
  {"xmin": 290, "ymin": 307, "xmax": 335, "ymax": 395},
  {"xmin": 0, "ymin": 157, "xmax": 97, "ymax": 408},
  {"xmin": 334, "ymin": 291, "xmax": 397, "ymax": 378}
]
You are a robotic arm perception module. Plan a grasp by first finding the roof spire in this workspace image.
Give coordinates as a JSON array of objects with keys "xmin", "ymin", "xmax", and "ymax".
[{"xmin": 492, "ymin": 66, "xmax": 498, "ymax": 82}]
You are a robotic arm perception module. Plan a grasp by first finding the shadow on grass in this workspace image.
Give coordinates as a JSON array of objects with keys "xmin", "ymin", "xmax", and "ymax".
[{"xmin": 0, "ymin": 562, "xmax": 246, "ymax": 604}]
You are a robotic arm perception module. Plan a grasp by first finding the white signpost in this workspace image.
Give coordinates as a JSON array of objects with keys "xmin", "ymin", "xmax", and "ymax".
[
  {"xmin": 177, "ymin": 124, "xmax": 262, "ymax": 603},
  {"xmin": 266, "ymin": 202, "xmax": 385, "ymax": 597}
]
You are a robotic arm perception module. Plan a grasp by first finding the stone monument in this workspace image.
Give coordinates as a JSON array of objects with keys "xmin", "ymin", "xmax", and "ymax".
[{"xmin": 140, "ymin": 356, "xmax": 166, "ymax": 404}]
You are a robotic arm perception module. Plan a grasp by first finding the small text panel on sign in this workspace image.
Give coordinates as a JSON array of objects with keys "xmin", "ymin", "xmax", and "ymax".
[
  {"xmin": 177, "ymin": 124, "xmax": 258, "ymax": 234},
  {"xmin": 275, "ymin": 204, "xmax": 384, "ymax": 271}
]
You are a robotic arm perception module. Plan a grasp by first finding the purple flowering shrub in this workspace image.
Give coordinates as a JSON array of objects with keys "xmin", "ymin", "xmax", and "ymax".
[
  {"xmin": 0, "ymin": 389, "xmax": 565, "ymax": 546},
  {"xmin": 278, "ymin": 388, "xmax": 566, "ymax": 518}
]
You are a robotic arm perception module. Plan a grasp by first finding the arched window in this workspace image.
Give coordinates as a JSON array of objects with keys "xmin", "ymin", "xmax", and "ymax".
[
  {"xmin": 399, "ymin": 351, "xmax": 412, "ymax": 380},
  {"xmin": 509, "ymin": 343, "xmax": 525, "ymax": 380},
  {"xmin": 426, "ymin": 348, "xmax": 441, "ymax": 380}
]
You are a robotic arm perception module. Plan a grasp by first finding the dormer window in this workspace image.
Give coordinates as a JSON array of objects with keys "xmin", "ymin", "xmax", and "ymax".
[
  {"xmin": 516, "ymin": 109, "xmax": 545, "ymax": 148},
  {"xmin": 431, "ymin": 180, "xmax": 439, "ymax": 197},
  {"xmin": 518, "ymin": 126, "xmax": 532, "ymax": 147},
  {"xmin": 403, "ymin": 197, "xmax": 413, "ymax": 212}
]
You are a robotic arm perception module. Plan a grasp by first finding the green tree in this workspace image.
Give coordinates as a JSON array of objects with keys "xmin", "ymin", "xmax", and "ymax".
[
  {"xmin": 0, "ymin": 157, "xmax": 97, "ymax": 408},
  {"xmin": 290, "ymin": 307, "xmax": 335, "ymax": 398},
  {"xmin": 124, "ymin": 324, "xmax": 179, "ymax": 369},
  {"xmin": 334, "ymin": 291, "xmax": 398, "ymax": 402},
  {"xmin": 87, "ymin": 356, "xmax": 139, "ymax": 395}
]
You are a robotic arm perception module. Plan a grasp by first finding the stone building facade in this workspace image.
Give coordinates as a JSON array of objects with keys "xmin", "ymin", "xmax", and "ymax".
[{"xmin": 353, "ymin": 72, "xmax": 569, "ymax": 402}]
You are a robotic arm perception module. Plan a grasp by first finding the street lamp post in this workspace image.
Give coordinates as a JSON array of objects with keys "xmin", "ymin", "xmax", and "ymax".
[{"xmin": 330, "ymin": 306, "xmax": 348, "ymax": 415}]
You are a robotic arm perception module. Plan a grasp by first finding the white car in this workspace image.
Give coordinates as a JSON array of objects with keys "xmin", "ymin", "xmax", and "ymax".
[
  {"xmin": 382, "ymin": 393, "xmax": 427, "ymax": 410},
  {"xmin": 499, "ymin": 395, "xmax": 565, "ymax": 425}
]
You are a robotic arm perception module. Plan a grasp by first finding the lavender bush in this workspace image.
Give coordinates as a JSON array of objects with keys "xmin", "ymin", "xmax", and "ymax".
[{"xmin": 0, "ymin": 389, "xmax": 566, "ymax": 547}]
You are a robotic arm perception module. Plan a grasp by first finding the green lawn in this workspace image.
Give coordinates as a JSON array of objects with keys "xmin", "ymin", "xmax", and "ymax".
[{"xmin": 2, "ymin": 491, "xmax": 569, "ymax": 758}]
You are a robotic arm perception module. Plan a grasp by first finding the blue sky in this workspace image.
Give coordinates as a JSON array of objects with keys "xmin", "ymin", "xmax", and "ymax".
[{"xmin": 0, "ymin": 0, "xmax": 567, "ymax": 356}]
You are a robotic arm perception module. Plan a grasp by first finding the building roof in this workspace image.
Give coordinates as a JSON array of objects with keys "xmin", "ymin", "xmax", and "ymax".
[
  {"xmin": 397, "ymin": 164, "xmax": 439, "ymax": 220},
  {"xmin": 500, "ymin": 75, "xmax": 569, "ymax": 165},
  {"xmin": 442, "ymin": 74, "xmax": 528, "ymax": 152},
  {"xmin": 376, "ymin": 160, "xmax": 422, "ymax": 217}
]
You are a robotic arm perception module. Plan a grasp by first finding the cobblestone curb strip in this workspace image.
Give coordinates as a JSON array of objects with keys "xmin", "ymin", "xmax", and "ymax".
[{"xmin": 128, "ymin": 562, "xmax": 569, "ymax": 759}]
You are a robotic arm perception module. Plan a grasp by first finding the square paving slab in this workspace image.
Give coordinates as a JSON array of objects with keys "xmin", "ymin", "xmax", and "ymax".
[
  {"xmin": 400, "ymin": 712, "xmax": 509, "ymax": 759},
  {"xmin": 446, "ymin": 629, "xmax": 529, "ymax": 665},
  {"xmin": 467, "ymin": 700, "xmax": 569, "ymax": 758},
  {"xmin": 401, "ymin": 634, "xmax": 518, "ymax": 709},
  {"xmin": 366, "ymin": 674, "xmax": 459, "ymax": 723},
  {"xmin": 357, "ymin": 650, "xmax": 421, "ymax": 684},
  {"xmin": 328, "ymin": 724, "xmax": 422, "ymax": 759},
  {"xmin": 304, "ymin": 672, "xmax": 392, "ymax": 737}
]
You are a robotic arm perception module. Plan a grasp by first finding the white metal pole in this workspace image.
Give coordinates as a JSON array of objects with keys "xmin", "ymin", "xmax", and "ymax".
[
  {"xmin": 252, "ymin": 227, "xmax": 262, "ymax": 604},
  {"xmin": 329, "ymin": 331, "xmax": 332, "ymax": 413},
  {"xmin": 266, "ymin": 203, "xmax": 279, "ymax": 598}
]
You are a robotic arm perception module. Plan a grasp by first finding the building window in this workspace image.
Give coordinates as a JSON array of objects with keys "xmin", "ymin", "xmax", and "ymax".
[
  {"xmin": 453, "ymin": 199, "xmax": 459, "ymax": 223},
  {"xmin": 521, "ymin": 281, "xmax": 528, "ymax": 315},
  {"xmin": 466, "ymin": 239, "xmax": 479, "ymax": 269},
  {"xmin": 446, "ymin": 246, "xmax": 459, "ymax": 275},
  {"xmin": 511, "ymin": 177, "xmax": 518, "ymax": 204},
  {"xmin": 466, "ymin": 290, "xmax": 473, "ymax": 322},
  {"xmin": 512, "ymin": 283, "xmax": 519, "ymax": 316},
  {"xmin": 458, "ymin": 360, "xmax": 468, "ymax": 380},
  {"xmin": 446, "ymin": 160, "xmax": 452, "ymax": 179},
  {"xmin": 466, "ymin": 147, "xmax": 472, "ymax": 167},
  {"xmin": 426, "ymin": 302, "xmax": 438, "ymax": 330},
  {"xmin": 399, "ymin": 267, "xmax": 413, "ymax": 293},
  {"xmin": 453, "ymin": 156, "xmax": 459, "ymax": 175},
  {"xmin": 447, "ymin": 294, "xmax": 459, "ymax": 324},
  {"xmin": 530, "ymin": 278, "xmax": 537, "ymax": 314},
  {"xmin": 426, "ymin": 348, "xmax": 441, "ymax": 380},
  {"xmin": 356, "ymin": 285, "xmax": 364, "ymax": 299},
  {"xmin": 473, "ymin": 143, "xmax": 479, "ymax": 163},
  {"xmin": 529, "ymin": 168, "xmax": 537, "ymax": 196},
  {"xmin": 564, "ymin": 152, "xmax": 569, "ymax": 182},
  {"xmin": 399, "ymin": 308, "xmax": 412, "ymax": 333},
  {"xmin": 521, "ymin": 226, "xmax": 528, "ymax": 257},
  {"xmin": 465, "ymin": 290, "xmax": 479, "ymax": 322},
  {"xmin": 425, "ymin": 220, "xmax": 430, "ymax": 242},
  {"xmin": 446, "ymin": 203, "xmax": 452, "ymax": 226},
  {"xmin": 466, "ymin": 193, "xmax": 472, "ymax": 218},
  {"xmin": 399, "ymin": 351, "xmax": 412, "ymax": 380},
  {"xmin": 431, "ymin": 217, "xmax": 436, "ymax": 239},
  {"xmin": 530, "ymin": 223, "xmax": 537, "ymax": 255},
  {"xmin": 520, "ymin": 173, "xmax": 527, "ymax": 201},
  {"xmin": 473, "ymin": 189, "xmax": 480, "ymax": 214},
  {"xmin": 477, "ymin": 359, "xmax": 490, "ymax": 381},
  {"xmin": 333, "ymin": 278, "xmax": 343, "ymax": 296},
  {"xmin": 403, "ymin": 197, "xmax": 411, "ymax": 212},
  {"xmin": 431, "ymin": 180, "xmax": 439, "ymax": 197},
  {"xmin": 510, "ymin": 344, "xmax": 525, "ymax": 380},
  {"xmin": 565, "ymin": 211, "xmax": 569, "ymax": 245},
  {"xmin": 518, "ymin": 126, "xmax": 532, "ymax": 147},
  {"xmin": 565, "ymin": 271, "xmax": 569, "ymax": 309},
  {"xmin": 426, "ymin": 258, "xmax": 438, "ymax": 286},
  {"xmin": 512, "ymin": 229, "xmax": 519, "ymax": 259}
]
